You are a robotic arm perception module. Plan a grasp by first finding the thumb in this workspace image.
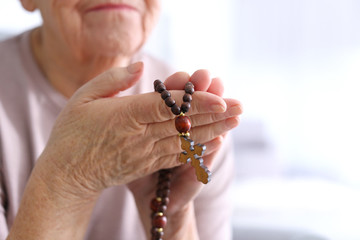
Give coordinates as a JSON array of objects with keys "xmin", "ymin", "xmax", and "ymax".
[{"xmin": 72, "ymin": 62, "xmax": 143, "ymax": 103}]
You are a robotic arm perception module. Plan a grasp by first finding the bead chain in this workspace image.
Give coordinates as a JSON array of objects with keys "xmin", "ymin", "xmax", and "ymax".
[{"xmin": 150, "ymin": 80, "xmax": 195, "ymax": 240}]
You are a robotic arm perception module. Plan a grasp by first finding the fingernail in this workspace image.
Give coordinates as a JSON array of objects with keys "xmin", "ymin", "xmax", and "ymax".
[
  {"xmin": 227, "ymin": 106, "xmax": 242, "ymax": 117},
  {"xmin": 127, "ymin": 62, "xmax": 143, "ymax": 74},
  {"xmin": 211, "ymin": 104, "xmax": 226, "ymax": 113},
  {"xmin": 226, "ymin": 117, "xmax": 240, "ymax": 129}
]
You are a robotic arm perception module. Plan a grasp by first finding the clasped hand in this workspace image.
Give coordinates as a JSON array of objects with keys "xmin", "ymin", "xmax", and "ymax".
[{"xmin": 34, "ymin": 61, "xmax": 241, "ymax": 220}]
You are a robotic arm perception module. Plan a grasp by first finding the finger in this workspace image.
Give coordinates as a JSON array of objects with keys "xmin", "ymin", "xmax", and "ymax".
[
  {"xmin": 151, "ymin": 135, "xmax": 223, "ymax": 160},
  {"xmin": 207, "ymin": 77, "xmax": 224, "ymax": 97},
  {"xmin": 131, "ymin": 90, "xmax": 227, "ymax": 124},
  {"xmin": 189, "ymin": 69, "xmax": 211, "ymax": 91},
  {"xmin": 190, "ymin": 98, "xmax": 242, "ymax": 127},
  {"xmin": 72, "ymin": 62, "xmax": 143, "ymax": 103},
  {"xmin": 164, "ymin": 72, "xmax": 190, "ymax": 90},
  {"xmin": 190, "ymin": 116, "xmax": 240, "ymax": 145},
  {"xmin": 145, "ymin": 98, "xmax": 242, "ymax": 139}
]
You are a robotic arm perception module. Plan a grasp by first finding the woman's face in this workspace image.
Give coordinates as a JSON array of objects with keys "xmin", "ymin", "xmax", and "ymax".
[{"xmin": 25, "ymin": 0, "xmax": 161, "ymax": 59}]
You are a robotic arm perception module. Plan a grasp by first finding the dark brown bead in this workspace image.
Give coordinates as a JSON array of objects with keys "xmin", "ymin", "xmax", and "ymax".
[
  {"xmin": 184, "ymin": 82, "xmax": 195, "ymax": 94},
  {"xmin": 156, "ymin": 188, "xmax": 170, "ymax": 198},
  {"xmin": 154, "ymin": 80, "xmax": 162, "ymax": 90},
  {"xmin": 161, "ymin": 197, "xmax": 170, "ymax": 205},
  {"xmin": 175, "ymin": 115, "xmax": 191, "ymax": 133},
  {"xmin": 181, "ymin": 102, "xmax": 191, "ymax": 113},
  {"xmin": 159, "ymin": 169, "xmax": 171, "ymax": 175},
  {"xmin": 151, "ymin": 228, "xmax": 164, "ymax": 238},
  {"xmin": 159, "ymin": 171, "xmax": 172, "ymax": 179},
  {"xmin": 155, "ymin": 83, "xmax": 166, "ymax": 93},
  {"xmin": 183, "ymin": 93, "xmax": 192, "ymax": 102},
  {"xmin": 161, "ymin": 90, "xmax": 171, "ymax": 100},
  {"xmin": 152, "ymin": 237, "xmax": 163, "ymax": 240},
  {"xmin": 171, "ymin": 105, "xmax": 181, "ymax": 115},
  {"xmin": 158, "ymin": 181, "xmax": 171, "ymax": 189},
  {"xmin": 152, "ymin": 215, "xmax": 167, "ymax": 228},
  {"xmin": 165, "ymin": 97, "xmax": 175, "ymax": 107}
]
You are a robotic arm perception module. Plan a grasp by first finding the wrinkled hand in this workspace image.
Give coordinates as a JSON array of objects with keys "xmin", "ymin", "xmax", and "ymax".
[{"xmin": 35, "ymin": 63, "xmax": 240, "ymax": 205}]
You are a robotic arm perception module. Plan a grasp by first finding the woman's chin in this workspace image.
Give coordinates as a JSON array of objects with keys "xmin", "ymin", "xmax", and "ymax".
[{"xmin": 83, "ymin": 34, "xmax": 142, "ymax": 58}]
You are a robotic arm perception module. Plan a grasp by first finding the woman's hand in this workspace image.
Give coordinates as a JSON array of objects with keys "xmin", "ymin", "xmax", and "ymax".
[
  {"xmin": 127, "ymin": 69, "xmax": 242, "ymax": 239},
  {"xmin": 8, "ymin": 62, "xmax": 241, "ymax": 240}
]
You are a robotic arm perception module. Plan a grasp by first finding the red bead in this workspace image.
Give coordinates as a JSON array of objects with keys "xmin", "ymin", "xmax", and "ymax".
[
  {"xmin": 150, "ymin": 198, "xmax": 162, "ymax": 212},
  {"xmin": 175, "ymin": 115, "xmax": 191, "ymax": 133},
  {"xmin": 152, "ymin": 215, "xmax": 167, "ymax": 228}
]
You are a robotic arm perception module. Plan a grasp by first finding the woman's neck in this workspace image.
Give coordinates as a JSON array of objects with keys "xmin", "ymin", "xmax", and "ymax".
[{"xmin": 30, "ymin": 27, "xmax": 131, "ymax": 98}]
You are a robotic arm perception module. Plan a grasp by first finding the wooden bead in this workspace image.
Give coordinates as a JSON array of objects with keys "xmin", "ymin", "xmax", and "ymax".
[
  {"xmin": 150, "ymin": 198, "xmax": 162, "ymax": 212},
  {"xmin": 154, "ymin": 79, "xmax": 162, "ymax": 90},
  {"xmin": 165, "ymin": 97, "xmax": 175, "ymax": 107},
  {"xmin": 171, "ymin": 105, "xmax": 181, "ymax": 115},
  {"xmin": 175, "ymin": 115, "xmax": 191, "ymax": 133},
  {"xmin": 161, "ymin": 90, "xmax": 171, "ymax": 100},
  {"xmin": 161, "ymin": 197, "xmax": 170, "ymax": 205},
  {"xmin": 156, "ymin": 83, "xmax": 166, "ymax": 93},
  {"xmin": 181, "ymin": 102, "xmax": 191, "ymax": 113},
  {"xmin": 183, "ymin": 93, "xmax": 192, "ymax": 103},
  {"xmin": 153, "ymin": 214, "xmax": 167, "ymax": 228},
  {"xmin": 156, "ymin": 188, "xmax": 170, "ymax": 198},
  {"xmin": 151, "ymin": 228, "xmax": 164, "ymax": 238},
  {"xmin": 184, "ymin": 82, "xmax": 194, "ymax": 94}
]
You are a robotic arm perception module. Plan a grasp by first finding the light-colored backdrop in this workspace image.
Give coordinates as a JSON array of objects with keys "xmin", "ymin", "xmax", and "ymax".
[{"xmin": 1, "ymin": 1, "xmax": 360, "ymax": 239}]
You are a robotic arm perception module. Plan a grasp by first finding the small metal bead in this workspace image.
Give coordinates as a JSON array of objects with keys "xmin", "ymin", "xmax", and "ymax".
[
  {"xmin": 161, "ymin": 90, "xmax": 171, "ymax": 100},
  {"xmin": 171, "ymin": 105, "xmax": 181, "ymax": 115},
  {"xmin": 153, "ymin": 79, "xmax": 162, "ymax": 90},
  {"xmin": 181, "ymin": 102, "xmax": 191, "ymax": 114},
  {"xmin": 183, "ymin": 93, "xmax": 192, "ymax": 103},
  {"xmin": 155, "ymin": 83, "xmax": 166, "ymax": 93},
  {"xmin": 165, "ymin": 98, "xmax": 176, "ymax": 107}
]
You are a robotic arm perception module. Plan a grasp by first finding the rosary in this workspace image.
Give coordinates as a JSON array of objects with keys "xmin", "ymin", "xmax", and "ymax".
[{"xmin": 150, "ymin": 80, "xmax": 211, "ymax": 240}]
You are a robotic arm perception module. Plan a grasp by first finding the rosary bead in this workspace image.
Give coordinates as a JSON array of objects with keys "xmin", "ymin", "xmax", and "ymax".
[
  {"xmin": 184, "ymin": 82, "xmax": 195, "ymax": 94},
  {"xmin": 183, "ymin": 93, "xmax": 192, "ymax": 103},
  {"xmin": 175, "ymin": 115, "xmax": 191, "ymax": 133},
  {"xmin": 158, "ymin": 181, "xmax": 171, "ymax": 189},
  {"xmin": 171, "ymin": 105, "xmax": 181, "ymax": 115},
  {"xmin": 161, "ymin": 90, "xmax": 171, "ymax": 100},
  {"xmin": 165, "ymin": 97, "xmax": 176, "ymax": 107},
  {"xmin": 156, "ymin": 83, "xmax": 166, "ymax": 93},
  {"xmin": 161, "ymin": 197, "xmax": 170, "ymax": 205},
  {"xmin": 150, "ymin": 198, "xmax": 162, "ymax": 212},
  {"xmin": 153, "ymin": 214, "xmax": 167, "ymax": 228},
  {"xmin": 151, "ymin": 228, "xmax": 164, "ymax": 238},
  {"xmin": 154, "ymin": 79, "xmax": 162, "ymax": 89},
  {"xmin": 181, "ymin": 102, "xmax": 191, "ymax": 114},
  {"xmin": 156, "ymin": 188, "xmax": 170, "ymax": 198}
]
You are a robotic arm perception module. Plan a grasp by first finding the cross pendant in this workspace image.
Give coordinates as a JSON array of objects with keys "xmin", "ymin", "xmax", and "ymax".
[{"xmin": 179, "ymin": 136, "xmax": 211, "ymax": 184}]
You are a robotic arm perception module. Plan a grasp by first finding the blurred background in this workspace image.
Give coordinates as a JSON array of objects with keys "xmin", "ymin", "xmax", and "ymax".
[{"xmin": 1, "ymin": 0, "xmax": 360, "ymax": 239}]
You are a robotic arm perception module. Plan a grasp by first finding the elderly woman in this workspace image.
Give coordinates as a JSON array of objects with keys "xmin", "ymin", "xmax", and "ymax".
[{"xmin": 0, "ymin": 0, "xmax": 242, "ymax": 239}]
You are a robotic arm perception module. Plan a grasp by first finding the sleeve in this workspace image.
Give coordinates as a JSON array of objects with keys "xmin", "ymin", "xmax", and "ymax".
[
  {"xmin": 0, "ymin": 135, "xmax": 9, "ymax": 239},
  {"xmin": 194, "ymin": 134, "xmax": 235, "ymax": 240}
]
